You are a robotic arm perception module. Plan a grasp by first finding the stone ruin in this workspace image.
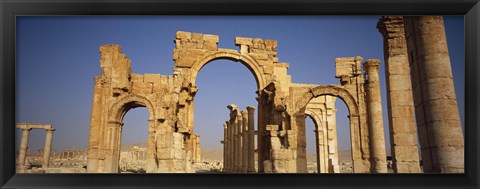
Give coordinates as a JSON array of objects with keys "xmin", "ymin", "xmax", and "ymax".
[
  {"xmin": 82, "ymin": 16, "xmax": 463, "ymax": 173},
  {"xmin": 16, "ymin": 123, "xmax": 55, "ymax": 173}
]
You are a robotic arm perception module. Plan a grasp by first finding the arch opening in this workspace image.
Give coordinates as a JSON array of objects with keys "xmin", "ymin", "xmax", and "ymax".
[
  {"xmin": 297, "ymin": 86, "xmax": 359, "ymax": 173},
  {"xmin": 193, "ymin": 59, "xmax": 258, "ymax": 173},
  {"xmin": 189, "ymin": 51, "xmax": 265, "ymax": 90},
  {"xmin": 118, "ymin": 107, "xmax": 149, "ymax": 173}
]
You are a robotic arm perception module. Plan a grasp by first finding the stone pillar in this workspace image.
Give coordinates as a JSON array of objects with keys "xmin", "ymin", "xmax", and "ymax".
[
  {"xmin": 236, "ymin": 114, "xmax": 243, "ymax": 172},
  {"xmin": 42, "ymin": 128, "xmax": 55, "ymax": 168},
  {"xmin": 314, "ymin": 128, "xmax": 326, "ymax": 173},
  {"xmin": 241, "ymin": 110, "xmax": 248, "ymax": 172},
  {"xmin": 247, "ymin": 106, "xmax": 256, "ymax": 172},
  {"xmin": 404, "ymin": 16, "xmax": 464, "ymax": 173},
  {"xmin": 222, "ymin": 122, "xmax": 228, "ymax": 172},
  {"xmin": 229, "ymin": 120, "xmax": 234, "ymax": 173},
  {"xmin": 232, "ymin": 116, "xmax": 239, "ymax": 172},
  {"xmin": 18, "ymin": 128, "xmax": 31, "ymax": 169},
  {"xmin": 377, "ymin": 16, "xmax": 421, "ymax": 173},
  {"xmin": 363, "ymin": 59, "xmax": 388, "ymax": 173}
]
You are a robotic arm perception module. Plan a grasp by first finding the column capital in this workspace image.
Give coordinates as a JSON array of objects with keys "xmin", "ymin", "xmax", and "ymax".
[
  {"xmin": 241, "ymin": 110, "xmax": 248, "ymax": 117},
  {"xmin": 223, "ymin": 123, "xmax": 227, "ymax": 128},
  {"xmin": 246, "ymin": 106, "xmax": 256, "ymax": 111},
  {"xmin": 21, "ymin": 128, "xmax": 32, "ymax": 132},
  {"xmin": 376, "ymin": 16, "xmax": 405, "ymax": 37},
  {"xmin": 45, "ymin": 128, "xmax": 56, "ymax": 132},
  {"xmin": 363, "ymin": 59, "xmax": 381, "ymax": 73}
]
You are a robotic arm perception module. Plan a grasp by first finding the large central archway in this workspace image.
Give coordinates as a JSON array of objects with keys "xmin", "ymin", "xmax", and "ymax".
[{"xmin": 172, "ymin": 32, "xmax": 292, "ymax": 172}]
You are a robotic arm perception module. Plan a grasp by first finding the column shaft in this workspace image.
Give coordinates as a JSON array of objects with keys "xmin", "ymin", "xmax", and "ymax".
[
  {"xmin": 377, "ymin": 16, "xmax": 421, "ymax": 173},
  {"xmin": 43, "ymin": 128, "xmax": 55, "ymax": 168},
  {"xmin": 236, "ymin": 115, "xmax": 243, "ymax": 172},
  {"xmin": 222, "ymin": 122, "xmax": 228, "ymax": 172},
  {"xmin": 18, "ymin": 128, "xmax": 31, "ymax": 169},
  {"xmin": 364, "ymin": 59, "xmax": 388, "ymax": 173},
  {"xmin": 404, "ymin": 16, "xmax": 464, "ymax": 173},
  {"xmin": 247, "ymin": 106, "xmax": 256, "ymax": 172},
  {"xmin": 229, "ymin": 120, "xmax": 234, "ymax": 172},
  {"xmin": 241, "ymin": 110, "xmax": 248, "ymax": 172}
]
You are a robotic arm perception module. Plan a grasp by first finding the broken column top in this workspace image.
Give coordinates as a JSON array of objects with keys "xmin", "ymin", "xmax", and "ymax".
[{"xmin": 335, "ymin": 56, "xmax": 363, "ymax": 78}]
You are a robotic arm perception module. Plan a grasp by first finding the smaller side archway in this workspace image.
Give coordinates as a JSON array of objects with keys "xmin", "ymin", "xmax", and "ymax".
[
  {"xmin": 295, "ymin": 85, "xmax": 363, "ymax": 173},
  {"xmin": 100, "ymin": 94, "xmax": 157, "ymax": 173}
]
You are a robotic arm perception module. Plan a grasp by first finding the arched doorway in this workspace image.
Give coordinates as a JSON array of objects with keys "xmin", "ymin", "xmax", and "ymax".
[
  {"xmin": 305, "ymin": 95, "xmax": 340, "ymax": 173},
  {"xmin": 118, "ymin": 107, "xmax": 148, "ymax": 173},
  {"xmin": 295, "ymin": 85, "xmax": 364, "ymax": 173},
  {"xmin": 102, "ymin": 95, "xmax": 156, "ymax": 173},
  {"xmin": 192, "ymin": 59, "xmax": 258, "ymax": 172}
]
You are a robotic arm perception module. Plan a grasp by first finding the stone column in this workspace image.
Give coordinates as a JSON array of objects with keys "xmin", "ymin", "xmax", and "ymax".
[
  {"xmin": 236, "ymin": 115, "xmax": 243, "ymax": 172},
  {"xmin": 241, "ymin": 110, "xmax": 248, "ymax": 172},
  {"xmin": 222, "ymin": 122, "xmax": 228, "ymax": 172},
  {"xmin": 404, "ymin": 16, "xmax": 464, "ymax": 173},
  {"xmin": 363, "ymin": 59, "xmax": 388, "ymax": 173},
  {"xmin": 42, "ymin": 128, "xmax": 55, "ymax": 168},
  {"xmin": 232, "ymin": 117, "xmax": 239, "ymax": 172},
  {"xmin": 18, "ymin": 128, "xmax": 32, "ymax": 169},
  {"xmin": 314, "ymin": 128, "xmax": 326, "ymax": 173},
  {"xmin": 377, "ymin": 16, "xmax": 421, "ymax": 173},
  {"xmin": 229, "ymin": 120, "xmax": 234, "ymax": 173},
  {"xmin": 246, "ymin": 106, "xmax": 256, "ymax": 172}
]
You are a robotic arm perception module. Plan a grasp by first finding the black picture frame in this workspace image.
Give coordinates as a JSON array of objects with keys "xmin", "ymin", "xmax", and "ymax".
[{"xmin": 1, "ymin": 0, "xmax": 478, "ymax": 188}]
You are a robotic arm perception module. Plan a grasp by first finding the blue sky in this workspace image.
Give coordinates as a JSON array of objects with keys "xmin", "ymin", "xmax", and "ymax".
[{"xmin": 16, "ymin": 16, "xmax": 464, "ymax": 156}]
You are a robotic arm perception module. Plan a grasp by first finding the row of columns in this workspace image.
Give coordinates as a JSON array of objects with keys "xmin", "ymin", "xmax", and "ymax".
[
  {"xmin": 16, "ymin": 124, "xmax": 55, "ymax": 171},
  {"xmin": 222, "ymin": 104, "xmax": 256, "ymax": 173}
]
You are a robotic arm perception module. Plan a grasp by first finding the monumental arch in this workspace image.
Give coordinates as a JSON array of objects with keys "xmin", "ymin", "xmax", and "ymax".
[{"xmin": 88, "ymin": 18, "xmax": 464, "ymax": 173}]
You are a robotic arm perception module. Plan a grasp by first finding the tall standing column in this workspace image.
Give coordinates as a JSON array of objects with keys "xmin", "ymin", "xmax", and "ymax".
[
  {"xmin": 364, "ymin": 59, "xmax": 388, "ymax": 173},
  {"xmin": 222, "ymin": 122, "xmax": 228, "ymax": 172},
  {"xmin": 232, "ymin": 117, "xmax": 239, "ymax": 172},
  {"xmin": 42, "ymin": 128, "xmax": 55, "ymax": 168},
  {"xmin": 246, "ymin": 106, "xmax": 256, "ymax": 172},
  {"xmin": 241, "ymin": 110, "xmax": 248, "ymax": 172},
  {"xmin": 229, "ymin": 120, "xmax": 234, "ymax": 173},
  {"xmin": 377, "ymin": 16, "xmax": 421, "ymax": 173},
  {"xmin": 18, "ymin": 128, "xmax": 32, "ymax": 169},
  {"xmin": 404, "ymin": 16, "xmax": 464, "ymax": 173},
  {"xmin": 236, "ymin": 115, "xmax": 243, "ymax": 172}
]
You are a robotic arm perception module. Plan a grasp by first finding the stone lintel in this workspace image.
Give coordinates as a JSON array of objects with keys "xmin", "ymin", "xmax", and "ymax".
[
  {"xmin": 235, "ymin": 37, "xmax": 253, "ymax": 46},
  {"xmin": 16, "ymin": 123, "xmax": 53, "ymax": 130}
]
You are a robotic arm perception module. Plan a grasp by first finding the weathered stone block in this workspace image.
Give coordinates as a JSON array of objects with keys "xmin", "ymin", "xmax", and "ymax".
[
  {"xmin": 176, "ymin": 31, "xmax": 191, "ymax": 39},
  {"xmin": 392, "ymin": 133, "xmax": 417, "ymax": 146},
  {"xmin": 144, "ymin": 74, "xmax": 161, "ymax": 83},
  {"xmin": 191, "ymin": 33, "xmax": 203, "ymax": 42},
  {"xmin": 422, "ymin": 77, "xmax": 457, "ymax": 100},
  {"xmin": 249, "ymin": 52, "xmax": 269, "ymax": 60},
  {"xmin": 389, "ymin": 90, "xmax": 414, "ymax": 107},
  {"xmin": 264, "ymin": 40, "xmax": 277, "ymax": 48},
  {"xmin": 271, "ymin": 149, "xmax": 286, "ymax": 160},
  {"xmin": 390, "ymin": 117, "xmax": 416, "ymax": 133},
  {"xmin": 394, "ymin": 161, "xmax": 421, "ymax": 173},
  {"xmin": 202, "ymin": 34, "xmax": 219, "ymax": 43},
  {"xmin": 235, "ymin": 37, "xmax": 253, "ymax": 46},
  {"xmin": 392, "ymin": 146, "xmax": 419, "ymax": 161}
]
